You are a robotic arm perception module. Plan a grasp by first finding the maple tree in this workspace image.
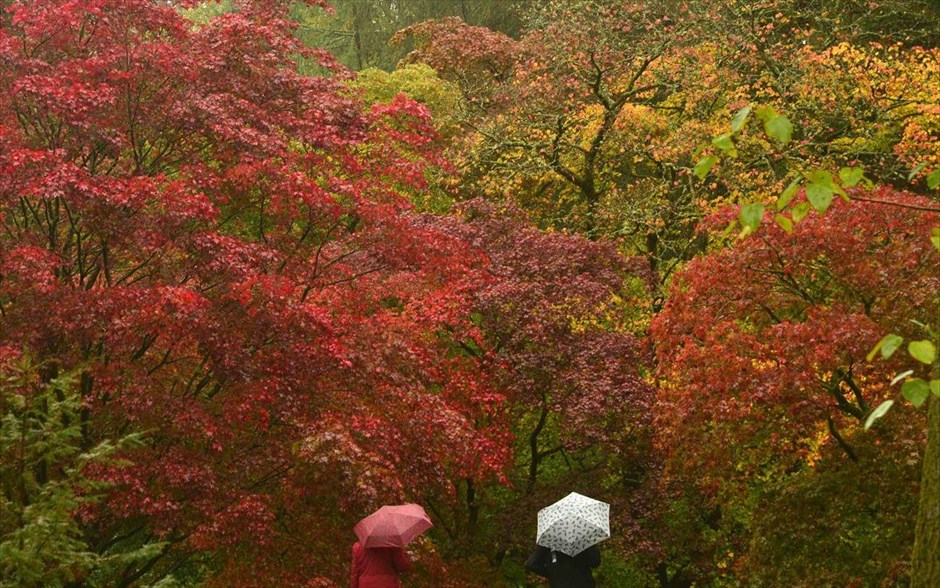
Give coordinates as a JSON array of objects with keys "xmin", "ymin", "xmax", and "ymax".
[
  {"xmin": 402, "ymin": 200, "xmax": 654, "ymax": 582},
  {"xmin": 0, "ymin": 0, "xmax": 514, "ymax": 584},
  {"xmin": 449, "ymin": 0, "xmax": 692, "ymax": 241},
  {"xmin": 651, "ymin": 189, "xmax": 938, "ymax": 583},
  {"xmin": 392, "ymin": 16, "xmax": 521, "ymax": 111}
]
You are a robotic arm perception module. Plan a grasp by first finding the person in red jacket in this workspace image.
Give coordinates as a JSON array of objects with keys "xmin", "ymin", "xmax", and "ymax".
[{"xmin": 350, "ymin": 541, "xmax": 411, "ymax": 588}]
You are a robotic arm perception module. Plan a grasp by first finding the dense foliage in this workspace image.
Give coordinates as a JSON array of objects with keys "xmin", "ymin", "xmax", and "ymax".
[
  {"xmin": 2, "ymin": 0, "xmax": 938, "ymax": 586},
  {"xmin": 651, "ymin": 190, "xmax": 937, "ymax": 584},
  {"xmin": 0, "ymin": 0, "xmax": 505, "ymax": 583}
]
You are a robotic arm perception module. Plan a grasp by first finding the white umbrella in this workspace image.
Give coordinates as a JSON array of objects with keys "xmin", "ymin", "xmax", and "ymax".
[{"xmin": 536, "ymin": 492, "xmax": 610, "ymax": 556}]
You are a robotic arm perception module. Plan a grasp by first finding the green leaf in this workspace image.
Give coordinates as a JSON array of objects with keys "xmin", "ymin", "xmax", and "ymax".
[
  {"xmin": 774, "ymin": 214, "xmax": 793, "ymax": 233},
  {"xmin": 712, "ymin": 133, "xmax": 738, "ymax": 157},
  {"xmin": 838, "ymin": 166, "xmax": 864, "ymax": 188},
  {"xmin": 930, "ymin": 379, "xmax": 939, "ymax": 398},
  {"xmin": 776, "ymin": 177, "xmax": 801, "ymax": 210},
  {"xmin": 791, "ymin": 202, "xmax": 811, "ymax": 223},
  {"xmin": 805, "ymin": 182, "xmax": 834, "ymax": 213},
  {"xmin": 874, "ymin": 334, "xmax": 904, "ymax": 360},
  {"xmin": 932, "ymin": 227, "xmax": 940, "ymax": 252},
  {"xmin": 908, "ymin": 340, "xmax": 937, "ymax": 365},
  {"xmin": 764, "ymin": 115, "xmax": 793, "ymax": 144},
  {"xmin": 928, "ymin": 168, "xmax": 940, "ymax": 190},
  {"xmin": 755, "ymin": 106, "xmax": 777, "ymax": 122},
  {"xmin": 731, "ymin": 105, "xmax": 752, "ymax": 133},
  {"xmin": 805, "ymin": 170, "xmax": 847, "ymax": 197},
  {"xmin": 693, "ymin": 142, "xmax": 708, "ymax": 158},
  {"xmin": 804, "ymin": 170, "xmax": 831, "ymax": 184},
  {"xmin": 908, "ymin": 162, "xmax": 927, "ymax": 181},
  {"xmin": 694, "ymin": 156, "xmax": 719, "ymax": 179},
  {"xmin": 864, "ymin": 400, "xmax": 894, "ymax": 430},
  {"xmin": 868, "ymin": 334, "xmax": 905, "ymax": 361},
  {"xmin": 902, "ymin": 378, "xmax": 930, "ymax": 408},
  {"xmin": 738, "ymin": 202, "xmax": 763, "ymax": 235}
]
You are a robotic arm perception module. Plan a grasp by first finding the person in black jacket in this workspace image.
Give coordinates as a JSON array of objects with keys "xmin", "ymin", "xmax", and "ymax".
[{"xmin": 525, "ymin": 544, "xmax": 600, "ymax": 587}]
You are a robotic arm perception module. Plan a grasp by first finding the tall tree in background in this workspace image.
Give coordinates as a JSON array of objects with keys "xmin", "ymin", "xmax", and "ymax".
[{"xmin": 291, "ymin": 0, "xmax": 528, "ymax": 72}]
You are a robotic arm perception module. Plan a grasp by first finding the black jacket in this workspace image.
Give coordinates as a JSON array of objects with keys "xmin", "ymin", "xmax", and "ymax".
[{"xmin": 525, "ymin": 545, "xmax": 600, "ymax": 588}]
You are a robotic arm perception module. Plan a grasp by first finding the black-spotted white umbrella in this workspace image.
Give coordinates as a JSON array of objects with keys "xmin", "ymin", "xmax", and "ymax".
[{"xmin": 536, "ymin": 492, "xmax": 610, "ymax": 556}]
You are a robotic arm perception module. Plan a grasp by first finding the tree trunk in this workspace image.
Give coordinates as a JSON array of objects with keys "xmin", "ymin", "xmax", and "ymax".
[
  {"xmin": 526, "ymin": 402, "xmax": 549, "ymax": 495},
  {"xmin": 911, "ymin": 393, "xmax": 940, "ymax": 587},
  {"xmin": 351, "ymin": 2, "xmax": 364, "ymax": 70},
  {"xmin": 466, "ymin": 478, "xmax": 479, "ymax": 536}
]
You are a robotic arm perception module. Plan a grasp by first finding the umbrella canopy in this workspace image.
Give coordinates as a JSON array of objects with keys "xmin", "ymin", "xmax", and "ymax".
[
  {"xmin": 536, "ymin": 492, "xmax": 610, "ymax": 556},
  {"xmin": 354, "ymin": 503, "xmax": 433, "ymax": 548}
]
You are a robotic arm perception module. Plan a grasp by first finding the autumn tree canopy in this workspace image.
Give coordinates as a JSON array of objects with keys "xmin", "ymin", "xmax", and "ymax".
[
  {"xmin": 0, "ymin": 0, "xmax": 510, "ymax": 583},
  {"xmin": 2, "ymin": 0, "xmax": 938, "ymax": 586}
]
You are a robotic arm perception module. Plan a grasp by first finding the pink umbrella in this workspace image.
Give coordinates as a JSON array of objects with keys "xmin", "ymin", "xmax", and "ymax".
[{"xmin": 354, "ymin": 504, "xmax": 433, "ymax": 548}]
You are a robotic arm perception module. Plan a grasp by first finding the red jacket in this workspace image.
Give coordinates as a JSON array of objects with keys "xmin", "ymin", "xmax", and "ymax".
[{"xmin": 350, "ymin": 542, "xmax": 411, "ymax": 588}]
